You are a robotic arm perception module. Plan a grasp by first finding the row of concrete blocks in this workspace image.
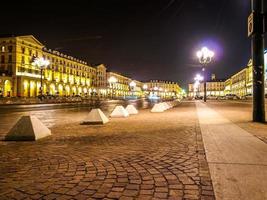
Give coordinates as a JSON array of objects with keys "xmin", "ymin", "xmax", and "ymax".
[
  {"xmin": 4, "ymin": 104, "xmax": 139, "ymax": 141},
  {"xmin": 151, "ymin": 101, "xmax": 176, "ymax": 113},
  {"xmin": 82, "ymin": 104, "xmax": 138, "ymax": 125},
  {"xmin": 5, "ymin": 101, "xmax": 178, "ymax": 141}
]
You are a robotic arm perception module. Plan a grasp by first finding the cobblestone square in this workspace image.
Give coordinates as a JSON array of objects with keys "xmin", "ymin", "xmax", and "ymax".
[{"xmin": 0, "ymin": 102, "xmax": 215, "ymax": 199}]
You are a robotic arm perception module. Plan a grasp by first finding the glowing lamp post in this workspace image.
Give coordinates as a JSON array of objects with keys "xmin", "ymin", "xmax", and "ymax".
[
  {"xmin": 142, "ymin": 84, "xmax": 148, "ymax": 98},
  {"xmin": 143, "ymin": 84, "xmax": 148, "ymax": 90},
  {"xmin": 196, "ymin": 47, "xmax": 214, "ymax": 102},
  {"xmin": 129, "ymin": 81, "xmax": 136, "ymax": 97},
  {"xmin": 108, "ymin": 76, "xmax": 117, "ymax": 99},
  {"xmin": 194, "ymin": 74, "xmax": 204, "ymax": 98},
  {"xmin": 32, "ymin": 57, "xmax": 50, "ymax": 98}
]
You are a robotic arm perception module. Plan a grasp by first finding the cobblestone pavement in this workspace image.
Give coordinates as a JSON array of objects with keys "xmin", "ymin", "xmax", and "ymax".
[{"xmin": 0, "ymin": 102, "xmax": 215, "ymax": 200}]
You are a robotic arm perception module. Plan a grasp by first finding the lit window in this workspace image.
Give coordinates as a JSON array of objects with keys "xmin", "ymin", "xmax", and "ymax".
[{"xmin": 1, "ymin": 46, "xmax": 5, "ymax": 52}]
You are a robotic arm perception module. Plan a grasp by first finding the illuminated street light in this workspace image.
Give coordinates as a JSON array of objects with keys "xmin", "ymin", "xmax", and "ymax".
[
  {"xmin": 108, "ymin": 76, "xmax": 117, "ymax": 99},
  {"xmin": 194, "ymin": 74, "xmax": 204, "ymax": 82},
  {"xmin": 196, "ymin": 47, "xmax": 214, "ymax": 102},
  {"xmin": 108, "ymin": 76, "xmax": 117, "ymax": 84},
  {"xmin": 129, "ymin": 81, "xmax": 136, "ymax": 87},
  {"xmin": 194, "ymin": 74, "xmax": 203, "ymax": 98},
  {"xmin": 32, "ymin": 57, "xmax": 50, "ymax": 98},
  {"xmin": 196, "ymin": 47, "xmax": 214, "ymax": 64},
  {"xmin": 129, "ymin": 81, "xmax": 136, "ymax": 97},
  {"xmin": 143, "ymin": 84, "xmax": 148, "ymax": 90}
]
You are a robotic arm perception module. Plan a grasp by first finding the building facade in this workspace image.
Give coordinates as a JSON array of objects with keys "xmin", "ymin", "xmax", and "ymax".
[
  {"xmin": 0, "ymin": 35, "xmax": 184, "ymax": 100},
  {"xmin": 143, "ymin": 80, "xmax": 182, "ymax": 99},
  {"xmin": 223, "ymin": 59, "xmax": 253, "ymax": 97},
  {"xmin": 0, "ymin": 35, "xmax": 96, "ymax": 97},
  {"xmin": 188, "ymin": 55, "xmax": 267, "ymax": 98},
  {"xmin": 188, "ymin": 74, "xmax": 225, "ymax": 98},
  {"xmin": 106, "ymin": 71, "xmax": 132, "ymax": 98}
]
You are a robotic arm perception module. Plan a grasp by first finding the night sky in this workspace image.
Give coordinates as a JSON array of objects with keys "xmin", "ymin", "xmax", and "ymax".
[{"xmin": 0, "ymin": 0, "xmax": 255, "ymax": 89}]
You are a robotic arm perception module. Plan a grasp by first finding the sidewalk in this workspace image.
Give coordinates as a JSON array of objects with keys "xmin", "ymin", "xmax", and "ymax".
[{"xmin": 196, "ymin": 101, "xmax": 267, "ymax": 200}]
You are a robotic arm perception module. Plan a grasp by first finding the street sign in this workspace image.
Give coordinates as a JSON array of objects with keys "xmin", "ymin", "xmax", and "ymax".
[{"xmin": 248, "ymin": 12, "xmax": 254, "ymax": 37}]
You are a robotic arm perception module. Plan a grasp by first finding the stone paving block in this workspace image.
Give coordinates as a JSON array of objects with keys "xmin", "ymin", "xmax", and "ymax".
[
  {"xmin": 154, "ymin": 192, "xmax": 168, "ymax": 198},
  {"xmin": 107, "ymin": 191, "xmax": 122, "ymax": 198},
  {"xmin": 123, "ymin": 189, "xmax": 138, "ymax": 197}
]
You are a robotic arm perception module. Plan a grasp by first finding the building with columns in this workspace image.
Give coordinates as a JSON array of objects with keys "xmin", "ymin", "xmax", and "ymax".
[
  {"xmin": 188, "ymin": 55, "xmax": 267, "ymax": 98},
  {"xmin": 0, "ymin": 35, "xmax": 96, "ymax": 97},
  {"xmin": 143, "ymin": 80, "xmax": 182, "ymax": 99},
  {"xmin": 188, "ymin": 74, "xmax": 225, "ymax": 98},
  {"xmin": 0, "ymin": 35, "xmax": 184, "ymax": 100},
  {"xmin": 106, "ymin": 71, "xmax": 132, "ymax": 98}
]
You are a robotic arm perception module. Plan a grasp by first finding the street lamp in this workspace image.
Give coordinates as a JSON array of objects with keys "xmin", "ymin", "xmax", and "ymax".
[
  {"xmin": 194, "ymin": 74, "xmax": 204, "ymax": 82},
  {"xmin": 143, "ymin": 84, "xmax": 148, "ymax": 90},
  {"xmin": 196, "ymin": 47, "xmax": 214, "ymax": 102},
  {"xmin": 129, "ymin": 81, "xmax": 136, "ymax": 97},
  {"xmin": 108, "ymin": 76, "xmax": 117, "ymax": 99},
  {"xmin": 32, "ymin": 57, "xmax": 50, "ymax": 98},
  {"xmin": 194, "ymin": 74, "xmax": 204, "ymax": 98},
  {"xmin": 159, "ymin": 87, "xmax": 163, "ymax": 98}
]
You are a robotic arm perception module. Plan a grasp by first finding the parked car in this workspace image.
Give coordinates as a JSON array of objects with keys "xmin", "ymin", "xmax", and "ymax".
[
  {"xmin": 207, "ymin": 95, "xmax": 217, "ymax": 100},
  {"xmin": 216, "ymin": 96, "xmax": 226, "ymax": 100},
  {"xmin": 241, "ymin": 94, "xmax": 253, "ymax": 100},
  {"xmin": 225, "ymin": 94, "xmax": 239, "ymax": 100},
  {"xmin": 194, "ymin": 96, "xmax": 203, "ymax": 100}
]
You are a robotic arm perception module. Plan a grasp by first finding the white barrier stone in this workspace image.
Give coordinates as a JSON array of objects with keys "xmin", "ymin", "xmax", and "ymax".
[
  {"xmin": 82, "ymin": 109, "xmax": 109, "ymax": 125},
  {"xmin": 110, "ymin": 106, "xmax": 129, "ymax": 117},
  {"xmin": 151, "ymin": 103, "xmax": 165, "ymax": 112},
  {"xmin": 167, "ymin": 102, "xmax": 173, "ymax": 108},
  {"xmin": 125, "ymin": 105, "xmax": 138, "ymax": 115},
  {"xmin": 162, "ymin": 102, "xmax": 171, "ymax": 110},
  {"xmin": 5, "ymin": 115, "xmax": 51, "ymax": 141}
]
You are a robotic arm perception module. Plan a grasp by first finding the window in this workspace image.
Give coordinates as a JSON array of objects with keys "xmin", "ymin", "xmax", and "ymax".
[
  {"xmin": 21, "ymin": 56, "xmax": 25, "ymax": 64},
  {"xmin": 1, "ymin": 46, "xmax": 5, "ymax": 52},
  {"xmin": 1, "ymin": 55, "xmax": 5, "ymax": 64},
  {"xmin": 29, "ymin": 49, "xmax": 32, "ymax": 56},
  {"xmin": 21, "ymin": 47, "xmax": 25, "ymax": 54},
  {"xmin": 8, "ymin": 46, "xmax": 12, "ymax": 53},
  {"xmin": 8, "ymin": 65, "xmax": 12, "ymax": 73},
  {"xmin": 8, "ymin": 55, "xmax": 12, "ymax": 63}
]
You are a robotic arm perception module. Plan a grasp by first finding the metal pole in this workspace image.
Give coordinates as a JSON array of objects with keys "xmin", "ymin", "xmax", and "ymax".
[
  {"xmin": 251, "ymin": 0, "xmax": 265, "ymax": 122},
  {"xmin": 112, "ymin": 84, "xmax": 113, "ymax": 99},
  {"xmin": 202, "ymin": 67, "xmax": 207, "ymax": 102},
  {"xmin": 40, "ymin": 68, "xmax": 43, "ymax": 98}
]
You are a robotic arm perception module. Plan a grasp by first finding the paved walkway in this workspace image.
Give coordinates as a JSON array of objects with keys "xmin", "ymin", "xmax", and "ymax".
[
  {"xmin": 0, "ymin": 102, "xmax": 215, "ymax": 200},
  {"xmin": 196, "ymin": 101, "xmax": 267, "ymax": 200}
]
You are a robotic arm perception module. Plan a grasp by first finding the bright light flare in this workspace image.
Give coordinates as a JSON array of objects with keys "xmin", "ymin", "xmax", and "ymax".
[
  {"xmin": 108, "ymin": 76, "xmax": 118, "ymax": 84},
  {"xmin": 196, "ymin": 47, "xmax": 214, "ymax": 64},
  {"xmin": 143, "ymin": 84, "xmax": 148, "ymax": 90},
  {"xmin": 32, "ymin": 57, "xmax": 50, "ymax": 68},
  {"xmin": 129, "ymin": 81, "xmax": 136, "ymax": 87},
  {"xmin": 194, "ymin": 74, "xmax": 204, "ymax": 81}
]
